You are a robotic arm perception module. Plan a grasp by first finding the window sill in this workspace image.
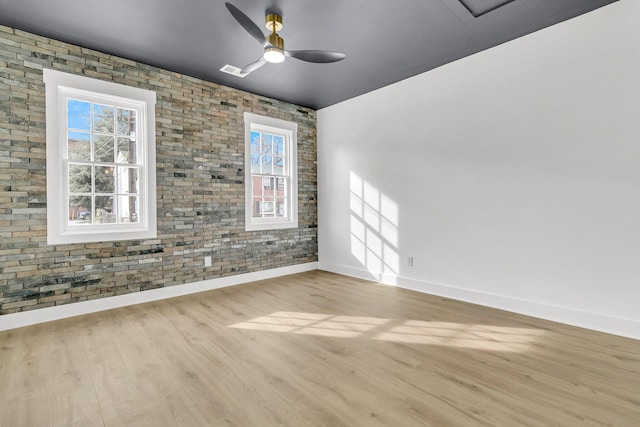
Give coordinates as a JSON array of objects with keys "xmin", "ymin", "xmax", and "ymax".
[
  {"xmin": 47, "ymin": 228, "xmax": 157, "ymax": 245},
  {"xmin": 245, "ymin": 219, "xmax": 298, "ymax": 232}
]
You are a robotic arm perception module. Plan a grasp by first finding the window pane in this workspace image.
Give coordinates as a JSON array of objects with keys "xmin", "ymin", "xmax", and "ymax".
[
  {"xmin": 261, "ymin": 199, "xmax": 275, "ymax": 217},
  {"xmin": 68, "ymin": 131, "xmax": 91, "ymax": 161},
  {"xmin": 117, "ymin": 167, "xmax": 139, "ymax": 194},
  {"xmin": 95, "ymin": 166, "xmax": 115, "ymax": 193},
  {"xmin": 116, "ymin": 108, "xmax": 136, "ymax": 136},
  {"xmin": 277, "ymin": 177, "xmax": 286, "ymax": 193},
  {"xmin": 273, "ymin": 157, "xmax": 284, "ymax": 175},
  {"xmin": 250, "ymin": 131, "xmax": 261, "ymax": 153},
  {"xmin": 93, "ymin": 104, "xmax": 115, "ymax": 133},
  {"xmin": 69, "ymin": 196, "xmax": 92, "ymax": 224},
  {"xmin": 250, "ymin": 154, "xmax": 260, "ymax": 174},
  {"xmin": 252, "ymin": 176, "xmax": 263, "ymax": 197},
  {"xmin": 262, "ymin": 176, "xmax": 275, "ymax": 193},
  {"xmin": 117, "ymin": 195, "xmax": 139, "ymax": 223},
  {"xmin": 67, "ymin": 99, "xmax": 91, "ymax": 131},
  {"xmin": 68, "ymin": 164, "xmax": 92, "ymax": 193},
  {"xmin": 252, "ymin": 197, "xmax": 262, "ymax": 218},
  {"xmin": 255, "ymin": 199, "xmax": 275, "ymax": 217},
  {"xmin": 117, "ymin": 137, "xmax": 136, "ymax": 163},
  {"xmin": 274, "ymin": 135, "xmax": 284, "ymax": 153},
  {"xmin": 273, "ymin": 135, "xmax": 286, "ymax": 175},
  {"xmin": 273, "ymin": 135, "xmax": 284, "ymax": 175},
  {"xmin": 95, "ymin": 196, "xmax": 116, "ymax": 224},
  {"xmin": 261, "ymin": 133, "xmax": 272, "ymax": 154},
  {"xmin": 276, "ymin": 198, "xmax": 287, "ymax": 217},
  {"xmin": 262, "ymin": 155, "xmax": 272, "ymax": 174},
  {"xmin": 261, "ymin": 133, "xmax": 272, "ymax": 174},
  {"xmin": 94, "ymin": 135, "xmax": 115, "ymax": 162}
]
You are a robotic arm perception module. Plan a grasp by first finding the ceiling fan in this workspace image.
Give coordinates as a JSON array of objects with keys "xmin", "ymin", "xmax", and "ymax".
[{"xmin": 224, "ymin": 2, "xmax": 346, "ymax": 75}]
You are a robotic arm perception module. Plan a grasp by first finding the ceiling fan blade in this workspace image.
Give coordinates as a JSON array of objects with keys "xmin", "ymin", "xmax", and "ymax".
[
  {"xmin": 225, "ymin": 2, "xmax": 267, "ymax": 46},
  {"xmin": 285, "ymin": 50, "xmax": 346, "ymax": 63},
  {"xmin": 241, "ymin": 57, "xmax": 267, "ymax": 74}
]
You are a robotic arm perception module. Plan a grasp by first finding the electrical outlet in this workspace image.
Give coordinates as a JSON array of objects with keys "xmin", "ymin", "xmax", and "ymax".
[
  {"xmin": 204, "ymin": 256, "xmax": 212, "ymax": 267},
  {"xmin": 407, "ymin": 256, "xmax": 414, "ymax": 267}
]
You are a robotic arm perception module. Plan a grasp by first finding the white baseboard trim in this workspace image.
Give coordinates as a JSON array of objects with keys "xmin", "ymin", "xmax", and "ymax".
[
  {"xmin": 0, "ymin": 262, "xmax": 318, "ymax": 332},
  {"xmin": 319, "ymin": 262, "xmax": 640, "ymax": 341}
]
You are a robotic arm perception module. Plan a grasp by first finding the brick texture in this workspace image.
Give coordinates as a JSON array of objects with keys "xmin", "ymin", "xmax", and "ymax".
[{"xmin": 0, "ymin": 26, "xmax": 317, "ymax": 314}]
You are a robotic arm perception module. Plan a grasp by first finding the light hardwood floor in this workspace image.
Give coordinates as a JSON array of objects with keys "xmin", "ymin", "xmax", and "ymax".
[{"xmin": 1, "ymin": 270, "xmax": 639, "ymax": 426}]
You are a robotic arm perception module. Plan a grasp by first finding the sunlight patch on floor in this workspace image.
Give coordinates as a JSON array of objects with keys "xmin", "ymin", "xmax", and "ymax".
[
  {"xmin": 231, "ymin": 311, "xmax": 389, "ymax": 339},
  {"xmin": 374, "ymin": 320, "xmax": 545, "ymax": 352},
  {"xmin": 229, "ymin": 311, "xmax": 544, "ymax": 352}
]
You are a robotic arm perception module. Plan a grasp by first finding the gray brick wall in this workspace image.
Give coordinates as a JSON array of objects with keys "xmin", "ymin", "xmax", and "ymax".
[{"xmin": 0, "ymin": 26, "xmax": 317, "ymax": 314}]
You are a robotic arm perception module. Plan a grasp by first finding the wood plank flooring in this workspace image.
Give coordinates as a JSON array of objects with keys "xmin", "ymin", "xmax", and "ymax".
[{"xmin": 1, "ymin": 270, "xmax": 639, "ymax": 426}]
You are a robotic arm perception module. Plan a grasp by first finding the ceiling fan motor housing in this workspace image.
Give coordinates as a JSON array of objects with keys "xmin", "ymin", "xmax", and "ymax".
[{"xmin": 267, "ymin": 32, "xmax": 284, "ymax": 50}]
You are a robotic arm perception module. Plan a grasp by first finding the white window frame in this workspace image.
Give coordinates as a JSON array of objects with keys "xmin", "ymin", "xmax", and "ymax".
[
  {"xmin": 44, "ymin": 69, "xmax": 157, "ymax": 245},
  {"xmin": 244, "ymin": 112, "xmax": 298, "ymax": 231}
]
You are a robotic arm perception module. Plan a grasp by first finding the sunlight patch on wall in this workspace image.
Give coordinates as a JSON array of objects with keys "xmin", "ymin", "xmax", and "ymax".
[
  {"xmin": 350, "ymin": 171, "xmax": 399, "ymax": 280},
  {"xmin": 229, "ymin": 311, "xmax": 544, "ymax": 352}
]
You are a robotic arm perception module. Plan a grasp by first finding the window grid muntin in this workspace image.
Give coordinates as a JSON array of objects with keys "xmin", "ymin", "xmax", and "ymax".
[
  {"xmin": 251, "ymin": 127, "xmax": 289, "ymax": 219},
  {"xmin": 67, "ymin": 163, "xmax": 142, "ymax": 225},
  {"xmin": 64, "ymin": 94, "xmax": 143, "ymax": 227}
]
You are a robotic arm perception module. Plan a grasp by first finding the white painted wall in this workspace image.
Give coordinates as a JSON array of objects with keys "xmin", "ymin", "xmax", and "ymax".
[{"xmin": 317, "ymin": 0, "xmax": 640, "ymax": 339}]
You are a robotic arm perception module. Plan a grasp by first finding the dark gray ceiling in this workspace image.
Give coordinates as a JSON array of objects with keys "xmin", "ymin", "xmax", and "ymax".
[{"xmin": 0, "ymin": 0, "xmax": 617, "ymax": 109}]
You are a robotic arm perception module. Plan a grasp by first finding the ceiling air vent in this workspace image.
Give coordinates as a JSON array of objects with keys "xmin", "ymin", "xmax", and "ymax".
[{"xmin": 220, "ymin": 64, "xmax": 249, "ymax": 78}]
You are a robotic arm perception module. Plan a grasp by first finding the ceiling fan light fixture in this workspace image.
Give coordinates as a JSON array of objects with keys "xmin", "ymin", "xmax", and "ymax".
[
  {"xmin": 263, "ymin": 47, "xmax": 285, "ymax": 63},
  {"xmin": 264, "ymin": 32, "xmax": 285, "ymax": 63}
]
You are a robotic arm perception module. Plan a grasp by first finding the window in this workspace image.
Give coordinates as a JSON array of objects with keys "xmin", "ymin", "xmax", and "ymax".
[
  {"xmin": 244, "ymin": 112, "xmax": 298, "ymax": 231},
  {"xmin": 43, "ymin": 69, "xmax": 157, "ymax": 244}
]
